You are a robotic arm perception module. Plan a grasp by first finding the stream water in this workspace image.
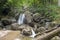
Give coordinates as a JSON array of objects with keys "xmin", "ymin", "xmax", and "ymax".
[
  {"xmin": 29, "ymin": 29, "xmax": 36, "ymax": 38},
  {"xmin": 17, "ymin": 13, "xmax": 36, "ymax": 40}
]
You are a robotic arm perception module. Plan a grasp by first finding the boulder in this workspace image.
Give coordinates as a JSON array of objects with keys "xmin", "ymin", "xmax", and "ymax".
[
  {"xmin": 24, "ymin": 11, "xmax": 33, "ymax": 24},
  {"xmin": 11, "ymin": 23, "xmax": 20, "ymax": 30},
  {"xmin": 33, "ymin": 13, "xmax": 41, "ymax": 23},
  {"xmin": 5, "ymin": 25, "xmax": 12, "ymax": 30},
  {"xmin": 1, "ymin": 20, "xmax": 12, "ymax": 26},
  {"xmin": 51, "ymin": 36, "xmax": 60, "ymax": 40},
  {"xmin": 11, "ymin": 24, "xmax": 32, "ymax": 36},
  {"xmin": 36, "ymin": 27, "xmax": 46, "ymax": 33},
  {"xmin": 22, "ymin": 28, "xmax": 32, "ymax": 36},
  {"xmin": 11, "ymin": 23, "xmax": 32, "ymax": 36},
  {"xmin": 1, "ymin": 18, "xmax": 16, "ymax": 26},
  {"xmin": 20, "ymin": 25, "xmax": 32, "ymax": 36}
]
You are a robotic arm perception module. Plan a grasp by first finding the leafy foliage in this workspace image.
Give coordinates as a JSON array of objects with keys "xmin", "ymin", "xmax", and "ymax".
[{"xmin": 0, "ymin": 0, "xmax": 60, "ymax": 21}]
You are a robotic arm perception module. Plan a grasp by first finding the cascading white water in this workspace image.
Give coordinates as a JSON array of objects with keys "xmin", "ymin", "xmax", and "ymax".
[
  {"xmin": 45, "ymin": 22, "xmax": 50, "ymax": 29},
  {"xmin": 17, "ymin": 14, "xmax": 25, "ymax": 25},
  {"xmin": 29, "ymin": 29, "xmax": 36, "ymax": 38}
]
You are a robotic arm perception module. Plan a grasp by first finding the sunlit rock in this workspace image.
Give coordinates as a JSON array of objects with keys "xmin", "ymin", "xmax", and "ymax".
[
  {"xmin": 24, "ymin": 11, "xmax": 32, "ymax": 24},
  {"xmin": 21, "ymin": 25, "xmax": 32, "ymax": 36},
  {"xmin": 51, "ymin": 36, "xmax": 60, "ymax": 40}
]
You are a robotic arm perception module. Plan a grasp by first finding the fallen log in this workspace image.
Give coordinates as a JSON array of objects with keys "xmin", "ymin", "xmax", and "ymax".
[
  {"xmin": 35, "ymin": 26, "xmax": 58, "ymax": 37},
  {"xmin": 36, "ymin": 27, "xmax": 60, "ymax": 40}
]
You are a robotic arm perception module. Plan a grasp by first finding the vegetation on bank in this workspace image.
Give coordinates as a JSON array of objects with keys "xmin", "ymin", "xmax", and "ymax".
[{"xmin": 0, "ymin": 0, "xmax": 60, "ymax": 22}]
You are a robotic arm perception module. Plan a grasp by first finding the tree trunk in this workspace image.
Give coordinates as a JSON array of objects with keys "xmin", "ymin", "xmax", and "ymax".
[
  {"xmin": 36, "ymin": 27, "xmax": 60, "ymax": 40},
  {"xmin": 35, "ymin": 26, "xmax": 58, "ymax": 37}
]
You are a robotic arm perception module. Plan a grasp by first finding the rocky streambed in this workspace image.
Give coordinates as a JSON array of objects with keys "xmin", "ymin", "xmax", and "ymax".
[{"xmin": 0, "ymin": 11, "xmax": 60, "ymax": 40}]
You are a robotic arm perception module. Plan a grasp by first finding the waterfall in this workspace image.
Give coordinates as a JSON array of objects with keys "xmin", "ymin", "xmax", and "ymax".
[
  {"xmin": 17, "ymin": 14, "xmax": 25, "ymax": 25},
  {"xmin": 29, "ymin": 29, "xmax": 36, "ymax": 38},
  {"xmin": 45, "ymin": 22, "xmax": 50, "ymax": 29}
]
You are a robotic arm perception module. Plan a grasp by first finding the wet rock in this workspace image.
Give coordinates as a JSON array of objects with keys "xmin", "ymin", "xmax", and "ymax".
[{"xmin": 51, "ymin": 36, "xmax": 60, "ymax": 40}]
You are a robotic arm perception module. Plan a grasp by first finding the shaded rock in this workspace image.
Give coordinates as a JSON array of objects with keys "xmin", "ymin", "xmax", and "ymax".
[
  {"xmin": 1, "ymin": 18, "xmax": 16, "ymax": 26},
  {"xmin": 10, "ymin": 18, "xmax": 16, "ymax": 23},
  {"xmin": 28, "ymin": 22, "xmax": 34, "ymax": 27},
  {"xmin": 58, "ymin": 34, "xmax": 60, "ymax": 37},
  {"xmin": 1, "ymin": 20, "xmax": 12, "ymax": 26},
  {"xmin": 33, "ymin": 13, "xmax": 41, "ymax": 23},
  {"xmin": 51, "ymin": 36, "xmax": 60, "ymax": 40},
  {"xmin": 0, "ymin": 21, "xmax": 3, "ymax": 28},
  {"xmin": 36, "ymin": 27, "xmax": 46, "ymax": 33},
  {"xmin": 0, "ymin": 21, "xmax": 3, "ymax": 30}
]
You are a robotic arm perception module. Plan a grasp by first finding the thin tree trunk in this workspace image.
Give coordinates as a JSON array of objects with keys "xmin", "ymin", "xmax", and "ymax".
[{"xmin": 58, "ymin": 0, "xmax": 60, "ymax": 6}]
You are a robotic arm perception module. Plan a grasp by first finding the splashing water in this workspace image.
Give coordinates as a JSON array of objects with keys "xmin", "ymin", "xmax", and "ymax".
[
  {"xmin": 17, "ymin": 14, "xmax": 25, "ymax": 25},
  {"xmin": 29, "ymin": 29, "xmax": 36, "ymax": 38}
]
